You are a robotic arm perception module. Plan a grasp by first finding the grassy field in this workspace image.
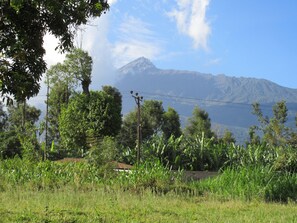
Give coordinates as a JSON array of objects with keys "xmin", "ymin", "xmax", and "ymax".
[
  {"xmin": 0, "ymin": 159, "xmax": 296, "ymax": 222},
  {"xmin": 0, "ymin": 189, "xmax": 297, "ymax": 223}
]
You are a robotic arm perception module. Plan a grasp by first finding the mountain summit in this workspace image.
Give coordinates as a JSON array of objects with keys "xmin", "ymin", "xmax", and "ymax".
[
  {"xmin": 117, "ymin": 58, "xmax": 297, "ymax": 104},
  {"xmin": 119, "ymin": 57, "xmax": 157, "ymax": 74},
  {"xmin": 115, "ymin": 58, "xmax": 297, "ymax": 143}
]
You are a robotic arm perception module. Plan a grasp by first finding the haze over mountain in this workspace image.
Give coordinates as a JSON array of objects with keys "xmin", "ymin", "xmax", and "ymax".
[{"xmin": 115, "ymin": 57, "xmax": 297, "ymax": 143}]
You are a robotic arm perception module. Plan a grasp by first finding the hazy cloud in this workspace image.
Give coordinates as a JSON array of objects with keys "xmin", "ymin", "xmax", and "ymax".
[
  {"xmin": 112, "ymin": 16, "xmax": 162, "ymax": 67},
  {"xmin": 169, "ymin": 0, "xmax": 211, "ymax": 50}
]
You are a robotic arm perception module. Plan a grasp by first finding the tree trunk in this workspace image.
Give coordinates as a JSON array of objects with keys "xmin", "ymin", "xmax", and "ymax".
[{"xmin": 82, "ymin": 79, "xmax": 90, "ymax": 97}]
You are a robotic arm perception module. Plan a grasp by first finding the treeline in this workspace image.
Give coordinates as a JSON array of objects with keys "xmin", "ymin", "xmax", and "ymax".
[{"xmin": 0, "ymin": 49, "xmax": 297, "ymax": 172}]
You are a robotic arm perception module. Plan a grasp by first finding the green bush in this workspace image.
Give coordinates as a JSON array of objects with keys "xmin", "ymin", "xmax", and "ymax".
[
  {"xmin": 196, "ymin": 165, "xmax": 297, "ymax": 203},
  {"xmin": 264, "ymin": 171, "xmax": 297, "ymax": 202}
]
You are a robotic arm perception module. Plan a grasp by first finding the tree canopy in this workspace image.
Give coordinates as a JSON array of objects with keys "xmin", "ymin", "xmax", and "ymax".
[
  {"xmin": 251, "ymin": 100, "xmax": 291, "ymax": 146},
  {"xmin": 0, "ymin": 0, "xmax": 109, "ymax": 102},
  {"xmin": 0, "ymin": 102, "xmax": 41, "ymax": 159},
  {"xmin": 162, "ymin": 107, "xmax": 182, "ymax": 140},
  {"xmin": 64, "ymin": 48, "xmax": 93, "ymax": 96},
  {"xmin": 184, "ymin": 106, "xmax": 214, "ymax": 139},
  {"xmin": 118, "ymin": 100, "xmax": 181, "ymax": 148},
  {"xmin": 59, "ymin": 88, "xmax": 122, "ymax": 157}
]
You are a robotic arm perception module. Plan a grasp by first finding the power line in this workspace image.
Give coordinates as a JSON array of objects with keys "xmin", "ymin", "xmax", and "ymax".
[
  {"xmin": 121, "ymin": 90, "xmax": 292, "ymax": 111},
  {"xmin": 36, "ymin": 90, "xmax": 297, "ymax": 112}
]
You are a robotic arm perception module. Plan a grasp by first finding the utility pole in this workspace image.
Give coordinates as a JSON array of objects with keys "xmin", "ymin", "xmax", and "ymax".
[
  {"xmin": 131, "ymin": 91, "xmax": 143, "ymax": 167},
  {"xmin": 45, "ymin": 74, "xmax": 50, "ymax": 161},
  {"xmin": 21, "ymin": 99, "xmax": 26, "ymax": 132}
]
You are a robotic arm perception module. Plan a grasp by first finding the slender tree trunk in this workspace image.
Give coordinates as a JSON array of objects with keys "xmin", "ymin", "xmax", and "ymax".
[{"xmin": 82, "ymin": 79, "xmax": 90, "ymax": 97}]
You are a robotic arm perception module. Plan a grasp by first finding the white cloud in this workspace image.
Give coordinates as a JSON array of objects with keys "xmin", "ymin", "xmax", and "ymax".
[
  {"xmin": 169, "ymin": 0, "xmax": 211, "ymax": 50},
  {"xmin": 112, "ymin": 16, "xmax": 162, "ymax": 67},
  {"xmin": 42, "ymin": 14, "xmax": 118, "ymax": 92},
  {"xmin": 81, "ymin": 16, "xmax": 119, "ymax": 88},
  {"xmin": 112, "ymin": 40, "xmax": 161, "ymax": 67},
  {"xmin": 108, "ymin": 0, "xmax": 117, "ymax": 5},
  {"xmin": 43, "ymin": 34, "xmax": 66, "ymax": 68}
]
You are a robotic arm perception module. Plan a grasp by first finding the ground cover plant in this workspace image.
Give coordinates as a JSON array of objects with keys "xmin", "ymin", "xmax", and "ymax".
[{"xmin": 0, "ymin": 155, "xmax": 296, "ymax": 222}]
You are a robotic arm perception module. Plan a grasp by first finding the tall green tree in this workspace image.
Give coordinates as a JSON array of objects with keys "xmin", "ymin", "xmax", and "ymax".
[
  {"xmin": 0, "ymin": 102, "xmax": 41, "ymax": 159},
  {"xmin": 184, "ymin": 106, "xmax": 214, "ymax": 139},
  {"xmin": 251, "ymin": 100, "xmax": 290, "ymax": 146},
  {"xmin": 7, "ymin": 103, "xmax": 41, "ymax": 129},
  {"xmin": 102, "ymin": 86, "xmax": 122, "ymax": 135},
  {"xmin": 118, "ymin": 100, "xmax": 164, "ymax": 148},
  {"xmin": 46, "ymin": 62, "xmax": 78, "ymax": 103},
  {"xmin": 46, "ymin": 81, "xmax": 70, "ymax": 148},
  {"xmin": 288, "ymin": 116, "xmax": 297, "ymax": 147},
  {"xmin": 0, "ymin": 0, "xmax": 109, "ymax": 102},
  {"xmin": 142, "ymin": 100, "xmax": 164, "ymax": 137},
  {"xmin": 118, "ymin": 100, "xmax": 180, "ymax": 148},
  {"xmin": 64, "ymin": 48, "xmax": 93, "ymax": 96},
  {"xmin": 220, "ymin": 129, "xmax": 236, "ymax": 144},
  {"xmin": 162, "ymin": 107, "xmax": 182, "ymax": 140},
  {"xmin": 59, "ymin": 93, "xmax": 88, "ymax": 156},
  {"xmin": 45, "ymin": 49, "xmax": 93, "ymax": 148},
  {"xmin": 117, "ymin": 109, "xmax": 138, "ymax": 149},
  {"xmin": 59, "ymin": 89, "xmax": 122, "ymax": 157}
]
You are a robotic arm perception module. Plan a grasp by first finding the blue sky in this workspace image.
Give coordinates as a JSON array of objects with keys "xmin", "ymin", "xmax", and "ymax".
[{"xmin": 43, "ymin": 0, "xmax": 297, "ymax": 90}]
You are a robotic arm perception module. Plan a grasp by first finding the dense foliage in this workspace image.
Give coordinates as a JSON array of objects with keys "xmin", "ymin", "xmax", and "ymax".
[
  {"xmin": 0, "ymin": 102, "xmax": 41, "ymax": 159},
  {"xmin": 0, "ymin": 0, "xmax": 109, "ymax": 101},
  {"xmin": 184, "ymin": 106, "xmax": 214, "ymax": 139},
  {"xmin": 118, "ymin": 100, "xmax": 181, "ymax": 148},
  {"xmin": 59, "ymin": 89, "xmax": 122, "ymax": 157},
  {"xmin": 45, "ymin": 48, "xmax": 94, "ymax": 151}
]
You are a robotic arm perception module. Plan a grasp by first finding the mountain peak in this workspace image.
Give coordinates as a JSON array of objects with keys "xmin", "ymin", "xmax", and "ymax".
[{"xmin": 119, "ymin": 57, "xmax": 157, "ymax": 74}]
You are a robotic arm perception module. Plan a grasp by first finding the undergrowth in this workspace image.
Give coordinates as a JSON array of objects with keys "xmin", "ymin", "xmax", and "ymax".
[{"xmin": 0, "ymin": 158, "xmax": 296, "ymax": 203}]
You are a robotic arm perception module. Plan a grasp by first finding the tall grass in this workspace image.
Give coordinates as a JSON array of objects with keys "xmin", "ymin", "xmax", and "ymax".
[
  {"xmin": 0, "ymin": 159, "xmax": 184, "ymax": 194},
  {"xmin": 195, "ymin": 165, "xmax": 297, "ymax": 202},
  {"xmin": 0, "ymin": 159, "xmax": 104, "ymax": 191}
]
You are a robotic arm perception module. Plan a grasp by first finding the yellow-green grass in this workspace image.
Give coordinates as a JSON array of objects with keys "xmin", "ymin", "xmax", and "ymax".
[{"xmin": 0, "ymin": 188, "xmax": 296, "ymax": 223}]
